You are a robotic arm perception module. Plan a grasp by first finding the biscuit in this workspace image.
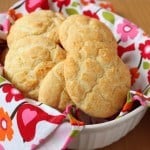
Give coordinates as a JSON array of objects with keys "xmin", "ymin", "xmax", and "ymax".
[
  {"xmin": 60, "ymin": 15, "xmax": 131, "ymax": 118},
  {"xmin": 4, "ymin": 36, "xmax": 66, "ymax": 99},
  {"xmin": 38, "ymin": 61, "xmax": 72, "ymax": 111},
  {"xmin": 59, "ymin": 14, "xmax": 117, "ymax": 53},
  {"xmin": 7, "ymin": 10, "xmax": 65, "ymax": 47}
]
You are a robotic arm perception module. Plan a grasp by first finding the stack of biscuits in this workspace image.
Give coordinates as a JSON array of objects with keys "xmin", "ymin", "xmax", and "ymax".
[{"xmin": 4, "ymin": 10, "xmax": 131, "ymax": 118}]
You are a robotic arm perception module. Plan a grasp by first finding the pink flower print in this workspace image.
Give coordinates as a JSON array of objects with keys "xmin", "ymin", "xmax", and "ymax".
[
  {"xmin": 0, "ymin": 144, "xmax": 5, "ymax": 150},
  {"xmin": 25, "ymin": 0, "xmax": 49, "ymax": 13},
  {"xmin": 2, "ymin": 83, "xmax": 24, "ymax": 102},
  {"xmin": 139, "ymin": 40, "xmax": 150, "ymax": 59},
  {"xmin": 117, "ymin": 19, "xmax": 138, "ymax": 42}
]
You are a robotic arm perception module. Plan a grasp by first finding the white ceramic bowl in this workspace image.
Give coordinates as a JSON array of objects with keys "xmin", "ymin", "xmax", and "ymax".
[{"xmin": 68, "ymin": 106, "xmax": 148, "ymax": 149}]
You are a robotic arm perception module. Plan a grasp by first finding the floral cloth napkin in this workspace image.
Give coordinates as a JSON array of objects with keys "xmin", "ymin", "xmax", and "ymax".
[
  {"xmin": 0, "ymin": 0, "xmax": 150, "ymax": 150},
  {"xmin": 0, "ymin": 76, "xmax": 84, "ymax": 150}
]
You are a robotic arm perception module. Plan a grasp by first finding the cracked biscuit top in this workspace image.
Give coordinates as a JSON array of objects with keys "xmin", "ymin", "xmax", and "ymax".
[
  {"xmin": 59, "ymin": 15, "xmax": 131, "ymax": 118},
  {"xmin": 59, "ymin": 14, "xmax": 117, "ymax": 54},
  {"xmin": 7, "ymin": 10, "xmax": 65, "ymax": 47},
  {"xmin": 4, "ymin": 36, "xmax": 66, "ymax": 99}
]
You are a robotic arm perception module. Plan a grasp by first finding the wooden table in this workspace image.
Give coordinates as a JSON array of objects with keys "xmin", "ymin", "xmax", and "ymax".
[{"xmin": 0, "ymin": 1, "xmax": 150, "ymax": 150}]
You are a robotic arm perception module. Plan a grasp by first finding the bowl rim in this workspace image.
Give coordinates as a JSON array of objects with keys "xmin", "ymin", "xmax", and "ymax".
[{"xmin": 83, "ymin": 105, "xmax": 147, "ymax": 131}]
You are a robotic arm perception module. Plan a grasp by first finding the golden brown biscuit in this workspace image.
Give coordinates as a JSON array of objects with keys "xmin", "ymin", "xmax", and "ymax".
[
  {"xmin": 7, "ymin": 10, "xmax": 65, "ymax": 47},
  {"xmin": 4, "ymin": 36, "xmax": 66, "ymax": 99},
  {"xmin": 60, "ymin": 15, "xmax": 131, "ymax": 118},
  {"xmin": 38, "ymin": 61, "xmax": 72, "ymax": 111},
  {"xmin": 59, "ymin": 14, "xmax": 117, "ymax": 53}
]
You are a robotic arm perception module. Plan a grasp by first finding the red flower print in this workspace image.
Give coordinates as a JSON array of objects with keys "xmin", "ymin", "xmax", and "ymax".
[
  {"xmin": 80, "ymin": 0, "xmax": 95, "ymax": 5},
  {"xmin": 83, "ymin": 10, "xmax": 99, "ymax": 19},
  {"xmin": 130, "ymin": 68, "xmax": 140, "ymax": 85},
  {"xmin": 139, "ymin": 40, "xmax": 150, "ymax": 59},
  {"xmin": 2, "ymin": 83, "xmax": 24, "ymax": 102},
  {"xmin": 148, "ymin": 70, "xmax": 150, "ymax": 83},
  {"xmin": 25, "ymin": 0, "xmax": 49, "ymax": 13},
  {"xmin": 8, "ymin": 9, "xmax": 23, "ymax": 21},
  {"xmin": 68, "ymin": 111, "xmax": 84, "ymax": 126},
  {"xmin": 0, "ymin": 107, "xmax": 13, "ymax": 141},
  {"xmin": 122, "ymin": 101, "xmax": 133, "ymax": 112},
  {"xmin": 52, "ymin": 0, "xmax": 70, "ymax": 8},
  {"xmin": 117, "ymin": 43, "xmax": 135, "ymax": 57},
  {"xmin": 99, "ymin": 2, "xmax": 114, "ymax": 12}
]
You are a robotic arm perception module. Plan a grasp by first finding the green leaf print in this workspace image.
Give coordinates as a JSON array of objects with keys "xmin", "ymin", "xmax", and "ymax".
[
  {"xmin": 143, "ymin": 61, "xmax": 150, "ymax": 69},
  {"xmin": 102, "ymin": 11, "xmax": 115, "ymax": 24},
  {"xmin": 126, "ymin": 91, "xmax": 132, "ymax": 102},
  {"xmin": 66, "ymin": 8, "xmax": 78, "ymax": 15},
  {"xmin": 70, "ymin": 130, "xmax": 79, "ymax": 137},
  {"xmin": 72, "ymin": 1, "xmax": 80, "ymax": 7},
  {"xmin": 0, "ymin": 76, "xmax": 5, "ymax": 83}
]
